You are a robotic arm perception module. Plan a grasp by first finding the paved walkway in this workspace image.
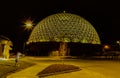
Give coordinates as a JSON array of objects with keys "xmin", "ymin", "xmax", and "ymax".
[
  {"xmin": 7, "ymin": 57, "xmax": 51, "ymax": 78},
  {"xmin": 7, "ymin": 63, "xmax": 104, "ymax": 78},
  {"xmin": 7, "ymin": 57, "xmax": 120, "ymax": 78},
  {"xmin": 7, "ymin": 63, "xmax": 49, "ymax": 78}
]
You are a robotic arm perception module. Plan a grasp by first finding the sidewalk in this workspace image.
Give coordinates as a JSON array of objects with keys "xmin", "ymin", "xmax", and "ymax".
[
  {"xmin": 7, "ymin": 57, "xmax": 107, "ymax": 78},
  {"xmin": 7, "ymin": 63, "xmax": 105, "ymax": 78},
  {"xmin": 7, "ymin": 63, "xmax": 49, "ymax": 78},
  {"xmin": 7, "ymin": 64, "xmax": 105, "ymax": 78}
]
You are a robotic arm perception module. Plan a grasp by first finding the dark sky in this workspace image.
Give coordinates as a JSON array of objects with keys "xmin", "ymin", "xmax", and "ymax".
[{"xmin": 0, "ymin": 0, "xmax": 120, "ymax": 50}]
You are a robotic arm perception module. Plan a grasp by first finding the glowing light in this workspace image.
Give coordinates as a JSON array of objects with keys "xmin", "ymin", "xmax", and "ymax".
[
  {"xmin": 116, "ymin": 41, "xmax": 120, "ymax": 44},
  {"xmin": 104, "ymin": 45, "xmax": 110, "ymax": 49},
  {"xmin": 23, "ymin": 19, "xmax": 34, "ymax": 30}
]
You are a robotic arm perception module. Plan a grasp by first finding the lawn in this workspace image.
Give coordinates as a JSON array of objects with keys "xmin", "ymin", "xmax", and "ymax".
[{"xmin": 0, "ymin": 59, "xmax": 35, "ymax": 78}]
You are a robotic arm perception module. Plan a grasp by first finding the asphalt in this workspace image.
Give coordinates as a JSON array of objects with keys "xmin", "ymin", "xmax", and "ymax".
[{"xmin": 7, "ymin": 56, "xmax": 120, "ymax": 78}]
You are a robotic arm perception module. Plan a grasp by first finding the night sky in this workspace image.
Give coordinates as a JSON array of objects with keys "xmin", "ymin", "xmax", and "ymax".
[{"xmin": 0, "ymin": 0, "xmax": 120, "ymax": 51}]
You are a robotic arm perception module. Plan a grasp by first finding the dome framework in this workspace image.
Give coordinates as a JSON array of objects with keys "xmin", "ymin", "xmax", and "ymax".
[{"xmin": 28, "ymin": 13, "xmax": 100, "ymax": 44}]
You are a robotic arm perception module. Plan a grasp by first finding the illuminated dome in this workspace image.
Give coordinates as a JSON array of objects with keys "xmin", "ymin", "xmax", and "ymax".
[{"xmin": 28, "ymin": 13, "xmax": 100, "ymax": 44}]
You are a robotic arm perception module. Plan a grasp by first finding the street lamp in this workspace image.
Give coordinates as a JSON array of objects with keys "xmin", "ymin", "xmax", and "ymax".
[
  {"xmin": 116, "ymin": 41, "xmax": 120, "ymax": 44},
  {"xmin": 116, "ymin": 40, "xmax": 120, "ymax": 50},
  {"xmin": 103, "ymin": 44, "xmax": 110, "ymax": 53},
  {"xmin": 104, "ymin": 45, "xmax": 110, "ymax": 50},
  {"xmin": 22, "ymin": 18, "xmax": 34, "ymax": 54},
  {"xmin": 23, "ymin": 19, "xmax": 34, "ymax": 30}
]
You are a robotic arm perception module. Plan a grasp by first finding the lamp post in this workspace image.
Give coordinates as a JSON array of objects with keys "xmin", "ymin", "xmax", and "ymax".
[
  {"xmin": 116, "ymin": 40, "xmax": 120, "ymax": 51},
  {"xmin": 22, "ymin": 18, "xmax": 34, "ymax": 55}
]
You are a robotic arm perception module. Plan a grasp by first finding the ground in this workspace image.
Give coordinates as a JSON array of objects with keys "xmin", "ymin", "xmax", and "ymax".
[
  {"xmin": 0, "ymin": 57, "xmax": 35, "ymax": 78},
  {"xmin": 7, "ymin": 56, "xmax": 120, "ymax": 78}
]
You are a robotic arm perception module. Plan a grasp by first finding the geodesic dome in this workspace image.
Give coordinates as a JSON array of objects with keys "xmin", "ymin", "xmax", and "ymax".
[{"xmin": 28, "ymin": 13, "xmax": 101, "ymax": 44}]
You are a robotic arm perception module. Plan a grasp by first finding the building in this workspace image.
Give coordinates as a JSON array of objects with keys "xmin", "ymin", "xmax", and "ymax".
[{"xmin": 26, "ymin": 12, "xmax": 101, "ymax": 56}]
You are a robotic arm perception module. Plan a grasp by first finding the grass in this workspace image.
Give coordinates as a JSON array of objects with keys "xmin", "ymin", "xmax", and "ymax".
[
  {"xmin": 0, "ymin": 59, "xmax": 35, "ymax": 78},
  {"xmin": 37, "ymin": 64, "xmax": 80, "ymax": 77}
]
